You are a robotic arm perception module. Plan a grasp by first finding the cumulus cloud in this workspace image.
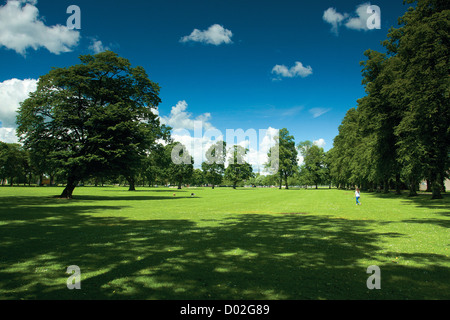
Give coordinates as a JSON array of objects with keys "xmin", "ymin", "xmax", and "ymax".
[
  {"xmin": 88, "ymin": 38, "xmax": 110, "ymax": 54},
  {"xmin": 0, "ymin": 127, "xmax": 19, "ymax": 143},
  {"xmin": 0, "ymin": 78, "xmax": 38, "ymax": 128},
  {"xmin": 313, "ymin": 138, "xmax": 326, "ymax": 148},
  {"xmin": 0, "ymin": 78, "xmax": 37, "ymax": 143},
  {"xmin": 345, "ymin": 3, "xmax": 373, "ymax": 31},
  {"xmin": 159, "ymin": 102, "xmax": 278, "ymax": 173},
  {"xmin": 180, "ymin": 24, "xmax": 233, "ymax": 45},
  {"xmin": 0, "ymin": 0, "xmax": 80, "ymax": 55},
  {"xmin": 323, "ymin": 3, "xmax": 376, "ymax": 35},
  {"xmin": 322, "ymin": 7, "xmax": 348, "ymax": 35},
  {"xmin": 272, "ymin": 61, "xmax": 313, "ymax": 81},
  {"xmin": 309, "ymin": 108, "xmax": 331, "ymax": 118},
  {"xmin": 160, "ymin": 100, "xmax": 215, "ymax": 131}
]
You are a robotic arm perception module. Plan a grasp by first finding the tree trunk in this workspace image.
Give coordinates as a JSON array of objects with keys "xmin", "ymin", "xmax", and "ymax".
[
  {"xmin": 127, "ymin": 176, "xmax": 136, "ymax": 191},
  {"xmin": 408, "ymin": 176, "xmax": 418, "ymax": 197},
  {"xmin": 395, "ymin": 174, "xmax": 402, "ymax": 195},
  {"xmin": 178, "ymin": 180, "xmax": 182, "ymax": 189},
  {"xmin": 60, "ymin": 177, "xmax": 78, "ymax": 199},
  {"xmin": 212, "ymin": 185, "xmax": 215, "ymax": 189},
  {"xmin": 383, "ymin": 179, "xmax": 389, "ymax": 193},
  {"xmin": 431, "ymin": 172, "xmax": 442, "ymax": 199},
  {"xmin": 441, "ymin": 176, "xmax": 446, "ymax": 193},
  {"xmin": 426, "ymin": 179, "xmax": 432, "ymax": 192}
]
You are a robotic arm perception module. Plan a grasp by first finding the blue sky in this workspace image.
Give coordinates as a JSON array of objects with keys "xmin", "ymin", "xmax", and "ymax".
[{"xmin": 0, "ymin": 0, "xmax": 413, "ymax": 169}]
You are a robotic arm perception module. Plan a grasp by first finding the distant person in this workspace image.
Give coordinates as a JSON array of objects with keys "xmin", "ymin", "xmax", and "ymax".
[{"xmin": 355, "ymin": 188, "xmax": 361, "ymax": 205}]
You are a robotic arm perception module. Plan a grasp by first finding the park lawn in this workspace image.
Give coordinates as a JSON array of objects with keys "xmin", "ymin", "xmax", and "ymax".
[{"xmin": 0, "ymin": 186, "xmax": 448, "ymax": 300}]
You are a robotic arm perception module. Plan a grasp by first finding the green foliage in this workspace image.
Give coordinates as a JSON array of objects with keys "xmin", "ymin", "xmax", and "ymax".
[
  {"xmin": 298, "ymin": 141, "xmax": 327, "ymax": 188},
  {"xmin": 166, "ymin": 142, "xmax": 194, "ymax": 189},
  {"xmin": 16, "ymin": 51, "xmax": 163, "ymax": 197},
  {"xmin": 201, "ymin": 140, "xmax": 226, "ymax": 188},
  {"xmin": 267, "ymin": 128, "xmax": 298, "ymax": 189},
  {"xmin": 224, "ymin": 145, "xmax": 254, "ymax": 189},
  {"xmin": 190, "ymin": 169, "xmax": 205, "ymax": 186},
  {"xmin": 328, "ymin": 0, "xmax": 449, "ymax": 197},
  {"xmin": 0, "ymin": 142, "xmax": 30, "ymax": 185}
]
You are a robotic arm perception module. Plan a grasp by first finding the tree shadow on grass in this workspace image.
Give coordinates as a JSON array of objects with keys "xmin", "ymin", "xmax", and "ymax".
[
  {"xmin": 70, "ymin": 195, "xmax": 197, "ymax": 201},
  {"xmin": 101, "ymin": 189, "xmax": 188, "ymax": 193},
  {"xmin": 0, "ymin": 197, "xmax": 448, "ymax": 300}
]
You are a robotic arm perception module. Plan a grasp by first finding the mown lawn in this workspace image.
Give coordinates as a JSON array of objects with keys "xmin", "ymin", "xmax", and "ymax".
[{"xmin": 0, "ymin": 186, "xmax": 448, "ymax": 300}]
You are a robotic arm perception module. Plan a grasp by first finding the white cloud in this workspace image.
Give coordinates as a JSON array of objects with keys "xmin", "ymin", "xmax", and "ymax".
[
  {"xmin": 309, "ymin": 108, "xmax": 331, "ymax": 118},
  {"xmin": 313, "ymin": 138, "xmax": 326, "ymax": 148},
  {"xmin": 171, "ymin": 131, "xmax": 222, "ymax": 168},
  {"xmin": 180, "ymin": 24, "xmax": 233, "ymax": 45},
  {"xmin": 0, "ymin": 78, "xmax": 38, "ymax": 128},
  {"xmin": 0, "ymin": 0, "xmax": 80, "ymax": 55},
  {"xmin": 0, "ymin": 127, "xmax": 19, "ymax": 143},
  {"xmin": 345, "ymin": 3, "xmax": 372, "ymax": 31},
  {"xmin": 160, "ymin": 103, "xmax": 278, "ymax": 173},
  {"xmin": 322, "ymin": 7, "xmax": 348, "ymax": 35},
  {"xmin": 272, "ymin": 61, "xmax": 313, "ymax": 81},
  {"xmin": 323, "ymin": 3, "xmax": 374, "ymax": 35},
  {"xmin": 88, "ymin": 39, "xmax": 110, "ymax": 54},
  {"xmin": 297, "ymin": 154, "xmax": 304, "ymax": 166},
  {"xmin": 160, "ymin": 100, "xmax": 215, "ymax": 131}
]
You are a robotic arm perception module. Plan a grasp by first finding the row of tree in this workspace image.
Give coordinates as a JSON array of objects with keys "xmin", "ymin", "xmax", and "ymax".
[
  {"xmin": 1, "ymin": 128, "xmax": 331, "ymax": 191},
  {"xmin": 326, "ymin": 0, "xmax": 449, "ymax": 199},
  {"xmin": 0, "ymin": 140, "xmax": 254, "ymax": 190}
]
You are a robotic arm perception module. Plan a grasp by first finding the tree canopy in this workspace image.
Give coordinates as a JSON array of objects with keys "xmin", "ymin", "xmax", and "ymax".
[
  {"xmin": 17, "ymin": 51, "xmax": 164, "ymax": 198},
  {"xmin": 328, "ymin": 0, "xmax": 449, "ymax": 198}
]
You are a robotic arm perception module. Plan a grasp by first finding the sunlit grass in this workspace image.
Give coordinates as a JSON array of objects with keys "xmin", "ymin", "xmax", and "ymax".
[{"xmin": 0, "ymin": 186, "xmax": 448, "ymax": 299}]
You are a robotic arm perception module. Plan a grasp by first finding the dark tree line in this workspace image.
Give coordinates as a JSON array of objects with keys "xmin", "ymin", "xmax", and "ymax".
[{"xmin": 327, "ymin": 0, "xmax": 449, "ymax": 198}]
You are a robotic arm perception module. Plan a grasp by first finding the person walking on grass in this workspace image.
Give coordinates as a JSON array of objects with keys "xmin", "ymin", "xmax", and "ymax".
[{"xmin": 355, "ymin": 188, "xmax": 361, "ymax": 205}]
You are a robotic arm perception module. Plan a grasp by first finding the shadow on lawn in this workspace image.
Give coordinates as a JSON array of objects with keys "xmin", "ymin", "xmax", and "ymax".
[
  {"xmin": 0, "ymin": 196, "xmax": 448, "ymax": 300},
  {"xmin": 101, "ymin": 189, "xmax": 189, "ymax": 193},
  {"xmin": 70, "ymin": 195, "xmax": 196, "ymax": 201}
]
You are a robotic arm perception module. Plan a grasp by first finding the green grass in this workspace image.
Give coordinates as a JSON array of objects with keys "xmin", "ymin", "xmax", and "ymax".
[{"xmin": 0, "ymin": 186, "xmax": 448, "ymax": 300}]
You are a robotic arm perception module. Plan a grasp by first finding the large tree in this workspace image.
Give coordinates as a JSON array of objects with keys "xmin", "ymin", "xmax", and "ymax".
[
  {"xmin": 383, "ymin": 0, "xmax": 449, "ymax": 198},
  {"xmin": 201, "ymin": 140, "xmax": 226, "ymax": 189},
  {"xmin": 358, "ymin": 50, "xmax": 403, "ymax": 193},
  {"xmin": 224, "ymin": 145, "xmax": 254, "ymax": 189},
  {"xmin": 17, "ymin": 51, "xmax": 162, "ymax": 198},
  {"xmin": 266, "ymin": 128, "xmax": 298, "ymax": 189},
  {"xmin": 298, "ymin": 141, "xmax": 326, "ymax": 189},
  {"xmin": 328, "ymin": 0, "xmax": 449, "ymax": 198},
  {"xmin": 0, "ymin": 142, "xmax": 29, "ymax": 186},
  {"xmin": 166, "ymin": 142, "xmax": 194, "ymax": 189}
]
